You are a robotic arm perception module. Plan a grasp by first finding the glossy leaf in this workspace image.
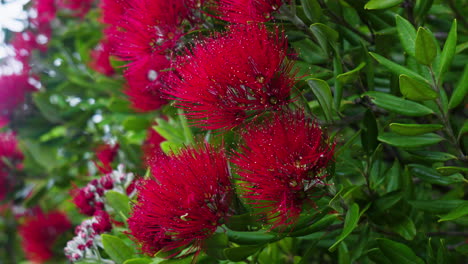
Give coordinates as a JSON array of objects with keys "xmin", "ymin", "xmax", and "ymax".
[
  {"xmin": 406, "ymin": 150, "xmax": 457, "ymax": 162},
  {"xmin": 123, "ymin": 258, "xmax": 152, "ymax": 264},
  {"xmin": 363, "ymin": 91, "xmax": 434, "ymax": 116},
  {"xmin": 361, "ymin": 110, "xmax": 378, "ymax": 153},
  {"xmin": 369, "ymin": 52, "xmax": 426, "ymax": 82},
  {"xmin": 395, "ymin": 15, "xmax": 417, "ymax": 57},
  {"xmin": 226, "ymin": 229, "xmax": 277, "ymax": 245},
  {"xmin": 224, "ymin": 245, "xmax": 262, "ymax": 262},
  {"xmin": 300, "ymin": 0, "xmax": 322, "ymax": 22},
  {"xmin": 377, "ymin": 238, "xmax": 425, "ymax": 264},
  {"xmin": 436, "ymin": 20, "xmax": 457, "ymax": 81},
  {"xmin": 378, "ymin": 132, "xmax": 444, "ymax": 148},
  {"xmin": 105, "ymin": 191, "xmax": 131, "ymax": 219},
  {"xmin": 392, "ymin": 215, "xmax": 416, "ymax": 240},
  {"xmin": 415, "ymin": 27, "xmax": 438, "ymax": 65},
  {"xmin": 436, "ymin": 166, "xmax": 468, "ymax": 176},
  {"xmin": 409, "ymin": 164, "xmax": 465, "ymax": 185},
  {"xmin": 389, "ymin": 123, "xmax": 443, "ymax": 136},
  {"xmin": 448, "ymin": 64, "xmax": 468, "ymax": 109},
  {"xmin": 102, "ymin": 234, "xmax": 134, "ymax": 264},
  {"xmin": 409, "ymin": 200, "xmax": 468, "ymax": 213},
  {"xmin": 399, "ymin": 74, "xmax": 438, "ymax": 101},
  {"xmin": 365, "ymin": 0, "xmax": 403, "ymax": 10},
  {"xmin": 438, "ymin": 204, "xmax": 468, "ymax": 222},
  {"xmin": 329, "ymin": 203, "xmax": 360, "ymax": 252},
  {"xmin": 307, "ymin": 78, "xmax": 334, "ymax": 121},
  {"xmin": 337, "ymin": 62, "xmax": 366, "ymax": 84}
]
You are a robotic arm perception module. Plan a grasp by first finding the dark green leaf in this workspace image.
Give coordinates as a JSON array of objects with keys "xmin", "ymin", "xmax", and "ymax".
[
  {"xmin": 389, "ymin": 123, "xmax": 443, "ymax": 136},
  {"xmin": 377, "ymin": 238, "xmax": 425, "ymax": 264},
  {"xmin": 409, "ymin": 164, "xmax": 465, "ymax": 185},
  {"xmin": 337, "ymin": 62, "xmax": 366, "ymax": 84},
  {"xmin": 362, "ymin": 110, "xmax": 378, "ymax": 153},
  {"xmin": 406, "ymin": 150, "xmax": 457, "ymax": 162},
  {"xmin": 448, "ymin": 64, "xmax": 468, "ymax": 109},
  {"xmin": 226, "ymin": 229, "xmax": 277, "ymax": 245},
  {"xmin": 415, "ymin": 27, "xmax": 438, "ymax": 65},
  {"xmin": 395, "ymin": 15, "xmax": 417, "ymax": 57},
  {"xmin": 307, "ymin": 78, "xmax": 334, "ymax": 121},
  {"xmin": 458, "ymin": 120, "xmax": 468, "ymax": 140},
  {"xmin": 369, "ymin": 52, "xmax": 427, "ymax": 82},
  {"xmin": 310, "ymin": 23, "xmax": 339, "ymax": 54},
  {"xmin": 102, "ymin": 234, "xmax": 134, "ymax": 264},
  {"xmin": 436, "ymin": 166, "xmax": 468, "ymax": 176},
  {"xmin": 399, "ymin": 74, "xmax": 438, "ymax": 101},
  {"xmin": 300, "ymin": 0, "xmax": 322, "ymax": 22},
  {"xmin": 436, "ymin": 20, "xmax": 457, "ymax": 81},
  {"xmin": 438, "ymin": 203, "xmax": 468, "ymax": 222},
  {"xmin": 225, "ymin": 213, "xmax": 261, "ymax": 231},
  {"xmin": 290, "ymin": 213, "xmax": 339, "ymax": 237},
  {"xmin": 378, "ymin": 132, "xmax": 444, "ymax": 148},
  {"xmin": 365, "ymin": 0, "xmax": 403, "ymax": 9},
  {"xmin": 391, "ymin": 215, "xmax": 416, "ymax": 240},
  {"xmin": 363, "ymin": 91, "xmax": 434, "ymax": 116},
  {"xmin": 409, "ymin": 200, "xmax": 468, "ymax": 213},
  {"xmin": 224, "ymin": 245, "xmax": 262, "ymax": 262},
  {"xmin": 372, "ymin": 191, "xmax": 403, "ymax": 213},
  {"xmin": 204, "ymin": 233, "xmax": 228, "ymax": 260},
  {"xmin": 329, "ymin": 203, "xmax": 360, "ymax": 252}
]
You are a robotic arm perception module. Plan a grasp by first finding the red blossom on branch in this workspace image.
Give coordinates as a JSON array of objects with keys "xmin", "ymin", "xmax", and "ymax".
[
  {"xmin": 0, "ymin": 74, "xmax": 37, "ymax": 119},
  {"xmin": 216, "ymin": 0, "xmax": 285, "ymax": 24},
  {"xmin": 19, "ymin": 210, "xmax": 71, "ymax": 263},
  {"xmin": 128, "ymin": 144, "xmax": 232, "ymax": 256},
  {"xmin": 0, "ymin": 131, "xmax": 25, "ymax": 200},
  {"xmin": 93, "ymin": 143, "xmax": 119, "ymax": 174},
  {"xmin": 167, "ymin": 23, "xmax": 295, "ymax": 130},
  {"xmin": 89, "ymin": 41, "xmax": 115, "ymax": 76},
  {"xmin": 231, "ymin": 111, "xmax": 334, "ymax": 228}
]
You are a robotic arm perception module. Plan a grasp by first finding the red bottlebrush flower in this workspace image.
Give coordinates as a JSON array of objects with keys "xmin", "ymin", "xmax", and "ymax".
[
  {"xmin": 11, "ymin": 31, "xmax": 38, "ymax": 65},
  {"xmin": 32, "ymin": 0, "xmax": 56, "ymax": 24},
  {"xmin": 93, "ymin": 143, "xmax": 119, "ymax": 174},
  {"xmin": 0, "ymin": 116, "xmax": 8, "ymax": 128},
  {"xmin": 99, "ymin": 0, "xmax": 131, "ymax": 26},
  {"xmin": 167, "ymin": 23, "xmax": 295, "ymax": 130},
  {"xmin": 216, "ymin": 0, "xmax": 285, "ymax": 24},
  {"xmin": 89, "ymin": 40, "xmax": 115, "ymax": 76},
  {"xmin": 19, "ymin": 210, "xmax": 71, "ymax": 263},
  {"xmin": 231, "ymin": 111, "xmax": 334, "ymax": 228},
  {"xmin": 0, "ymin": 74, "xmax": 37, "ymax": 118},
  {"xmin": 92, "ymin": 210, "xmax": 113, "ymax": 234},
  {"xmin": 128, "ymin": 144, "xmax": 232, "ymax": 256}
]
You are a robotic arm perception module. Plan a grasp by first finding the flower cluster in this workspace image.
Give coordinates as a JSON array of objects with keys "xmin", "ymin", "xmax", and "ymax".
[
  {"xmin": 216, "ymin": 0, "xmax": 286, "ymax": 24},
  {"xmin": 128, "ymin": 144, "xmax": 232, "ymax": 255},
  {"xmin": 232, "ymin": 111, "xmax": 335, "ymax": 228},
  {"xmin": 94, "ymin": 143, "xmax": 119, "ymax": 174},
  {"xmin": 168, "ymin": 23, "xmax": 295, "ymax": 130},
  {"xmin": 72, "ymin": 165, "xmax": 135, "ymax": 216},
  {"xmin": 64, "ymin": 210, "xmax": 112, "ymax": 262},
  {"xmin": 19, "ymin": 210, "xmax": 71, "ymax": 263}
]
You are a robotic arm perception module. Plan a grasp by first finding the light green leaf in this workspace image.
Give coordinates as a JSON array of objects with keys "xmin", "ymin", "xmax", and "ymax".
[
  {"xmin": 438, "ymin": 204, "xmax": 468, "ymax": 222},
  {"xmin": 399, "ymin": 74, "xmax": 438, "ymax": 101},
  {"xmin": 415, "ymin": 27, "xmax": 438, "ymax": 65},
  {"xmin": 436, "ymin": 19, "xmax": 457, "ymax": 81},
  {"xmin": 395, "ymin": 15, "xmax": 417, "ymax": 57},
  {"xmin": 363, "ymin": 91, "xmax": 434, "ymax": 116},
  {"xmin": 337, "ymin": 62, "xmax": 366, "ymax": 84},
  {"xmin": 102, "ymin": 234, "xmax": 134, "ymax": 264},
  {"xmin": 369, "ymin": 52, "xmax": 426, "ymax": 82},
  {"xmin": 389, "ymin": 123, "xmax": 443, "ymax": 136},
  {"xmin": 365, "ymin": 0, "xmax": 403, "ymax": 9},
  {"xmin": 105, "ymin": 191, "xmax": 131, "ymax": 219},
  {"xmin": 307, "ymin": 78, "xmax": 334, "ymax": 121},
  {"xmin": 329, "ymin": 203, "xmax": 360, "ymax": 252},
  {"xmin": 448, "ymin": 64, "xmax": 468, "ymax": 109},
  {"xmin": 377, "ymin": 238, "xmax": 425, "ymax": 264},
  {"xmin": 378, "ymin": 132, "xmax": 444, "ymax": 148}
]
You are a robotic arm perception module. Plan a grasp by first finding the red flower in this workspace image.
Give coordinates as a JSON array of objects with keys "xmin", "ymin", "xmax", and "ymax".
[
  {"xmin": 231, "ymin": 111, "xmax": 334, "ymax": 228},
  {"xmin": 93, "ymin": 143, "xmax": 119, "ymax": 174},
  {"xmin": 216, "ymin": 0, "xmax": 285, "ymax": 24},
  {"xmin": 167, "ymin": 23, "xmax": 295, "ymax": 130},
  {"xmin": 142, "ymin": 125, "xmax": 166, "ymax": 160},
  {"xmin": 0, "ymin": 74, "xmax": 37, "ymax": 119},
  {"xmin": 89, "ymin": 40, "xmax": 115, "ymax": 76},
  {"xmin": 31, "ymin": 0, "xmax": 56, "ymax": 24},
  {"xmin": 99, "ymin": 0, "xmax": 130, "ymax": 26},
  {"xmin": 19, "ymin": 210, "xmax": 71, "ymax": 263},
  {"xmin": 11, "ymin": 31, "xmax": 38, "ymax": 65},
  {"xmin": 128, "ymin": 144, "xmax": 232, "ymax": 255},
  {"xmin": 92, "ymin": 210, "xmax": 113, "ymax": 234},
  {"xmin": 0, "ymin": 132, "xmax": 24, "ymax": 200}
]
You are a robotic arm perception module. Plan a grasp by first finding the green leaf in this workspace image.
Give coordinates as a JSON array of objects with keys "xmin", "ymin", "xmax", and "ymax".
[
  {"xmin": 32, "ymin": 93, "xmax": 63, "ymax": 123},
  {"xmin": 377, "ymin": 238, "xmax": 425, "ymax": 264},
  {"xmin": 337, "ymin": 62, "xmax": 366, "ymax": 84},
  {"xmin": 369, "ymin": 52, "xmax": 426, "ymax": 82},
  {"xmin": 102, "ymin": 234, "xmax": 134, "ymax": 264},
  {"xmin": 329, "ymin": 203, "xmax": 360, "ymax": 252},
  {"xmin": 307, "ymin": 78, "xmax": 334, "ymax": 121},
  {"xmin": 399, "ymin": 74, "xmax": 438, "ymax": 101},
  {"xmin": 204, "ymin": 233, "xmax": 228, "ymax": 260},
  {"xmin": 378, "ymin": 132, "xmax": 444, "ymax": 148},
  {"xmin": 392, "ymin": 215, "xmax": 416, "ymax": 240},
  {"xmin": 300, "ymin": 0, "xmax": 322, "ymax": 22},
  {"xmin": 290, "ymin": 213, "xmax": 339, "ymax": 237},
  {"xmin": 395, "ymin": 15, "xmax": 417, "ymax": 57},
  {"xmin": 436, "ymin": 20, "xmax": 457, "ymax": 81},
  {"xmin": 123, "ymin": 116, "xmax": 151, "ymax": 131},
  {"xmin": 406, "ymin": 150, "xmax": 457, "ymax": 162},
  {"xmin": 310, "ymin": 23, "xmax": 339, "ymax": 54},
  {"xmin": 225, "ymin": 213, "xmax": 261, "ymax": 231},
  {"xmin": 409, "ymin": 200, "xmax": 468, "ymax": 213},
  {"xmin": 123, "ymin": 258, "xmax": 152, "ymax": 264},
  {"xmin": 372, "ymin": 191, "xmax": 403, "ymax": 213},
  {"xmin": 389, "ymin": 123, "xmax": 443, "ymax": 136},
  {"xmin": 408, "ymin": 164, "xmax": 465, "ymax": 185},
  {"xmin": 363, "ymin": 91, "xmax": 434, "ymax": 116},
  {"xmin": 361, "ymin": 110, "xmax": 378, "ymax": 153},
  {"xmin": 224, "ymin": 245, "xmax": 262, "ymax": 262},
  {"xmin": 438, "ymin": 204, "xmax": 468, "ymax": 222},
  {"xmin": 436, "ymin": 166, "xmax": 468, "ymax": 176},
  {"xmin": 458, "ymin": 120, "xmax": 468, "ymax": 140},
  {"xmin": 226, "ymin": 229, "xmax": 277, "ymax": 245},
  {"xmin": 448, "ymin": 64, "xmax": 468, "ymax": 109},
  {"xmin": 105, "ymin": 191, "xmax": 131, "ymax": 219},
  {"xmin": 21, "ymin": 140, "xmax": 60, "ymax": 171},
  {"xmin": 365, "ymin": 0, "xmax": 403, "ymax": 9},
  {"xmin": 415, "ymin": 27, "xmax": 438, "ymax": 65}
]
